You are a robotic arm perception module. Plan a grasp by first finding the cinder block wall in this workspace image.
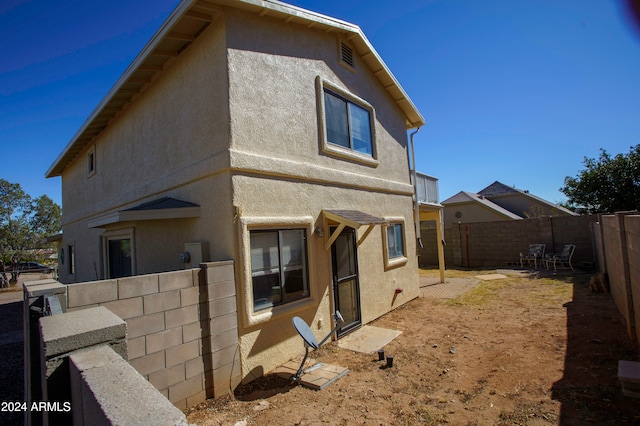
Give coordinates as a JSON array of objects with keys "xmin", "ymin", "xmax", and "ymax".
[
  {"xmin": 602, "ymin": 213, "xmax": 640, "ymax": 345},
  {"xmin": 602, "ymin": 215, "xmax": 628, "ymax": 330},
  {"xmin": 419, "ymin": 215, "xmax": 598, "ymax": 268},
  {"xmin": 65, "ymin": 261, "xmax": 241, "ymax": 410},
  {"xmin": 625, "ymin": 215, "xmax": 640, "ymax": 345}
]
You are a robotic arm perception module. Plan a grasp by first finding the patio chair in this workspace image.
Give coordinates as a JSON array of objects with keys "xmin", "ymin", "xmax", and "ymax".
[
  {"xmin": 545, "ymin": 244, "xmax": 576, "ymax": 272},
  {"xmin": 520, "ymin": 244, "xmax": 545, "ymax": 268}
]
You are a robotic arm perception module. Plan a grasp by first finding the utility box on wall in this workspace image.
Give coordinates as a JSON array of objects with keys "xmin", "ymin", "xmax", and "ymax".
[{"xmin": 183, "ymin": 242, "xmax": 208, "ymax": 269}]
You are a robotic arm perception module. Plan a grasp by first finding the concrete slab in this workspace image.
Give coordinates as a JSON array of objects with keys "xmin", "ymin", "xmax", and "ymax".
[
  {"xmin": 420, "ymin": 277, "xmax": 480, "ymax": 299},
  {"xmin": 274, "ymin": 360, "xmax": 348, "ymax": 391},
  {"xmin": 337, "ymin": 325, "xmax": 401, "ymax": 354},
  {"xmin": 475, "ymin": 274, "xmax": 507, "ymax": 280}
]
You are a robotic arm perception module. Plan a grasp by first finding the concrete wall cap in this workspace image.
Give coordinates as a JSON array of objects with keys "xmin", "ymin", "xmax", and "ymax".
[
  {"xmin": 70, "ymin": 346, "xmax": 189, "ymax": 425},
  {"xmin": 24, "ymin": 280, "xmax": 66, "ymax": 297},
  {"xmin": 39, "ymin": 306, "xmax": 126, "ymax": 357}
]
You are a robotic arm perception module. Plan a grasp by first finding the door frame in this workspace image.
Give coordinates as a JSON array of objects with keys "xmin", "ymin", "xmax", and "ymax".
[{"xmin": 330, "ymin": 226, "xmax": 362, "ymax": 337}]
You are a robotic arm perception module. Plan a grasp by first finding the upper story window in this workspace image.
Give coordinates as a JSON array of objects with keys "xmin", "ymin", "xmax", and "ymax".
[
  {"xmin": 317, "ymin": 78, "xmax": 377, "ymax": 166},
  {"xmin": 324, "ymin": 89, "xmax": 373, "ymax": 156},
  {"xmin": 87, "ymin": 146, "xmax": 96, "ymax": 178}
]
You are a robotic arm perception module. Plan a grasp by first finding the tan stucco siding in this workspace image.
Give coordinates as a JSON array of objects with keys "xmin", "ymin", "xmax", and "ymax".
[
  {"xmin": 58, "ymin": 21, "xmax": 233, "ymax": 282},
  {"xmin": 224, "ymin": 10, "xmax": 412, "ymax": 185},
  {"xmin": 231, "ymin": 174, "xmax": 418, "ymax": 378},
  {"xmin": 443, "ymin": 203, "xmax": 516, "ymax": 226},
  {"xmin": 58, "ymin": 172, "xmax": 235, "ymax": 283},
  {"xmin": 61, "ymin": 20, "xmax": 230, "ymax": 225}
]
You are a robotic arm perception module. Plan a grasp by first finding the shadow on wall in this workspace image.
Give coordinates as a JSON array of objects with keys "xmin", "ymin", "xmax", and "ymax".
[
  {"xmin": 551, "ymin": 275, "xmax": 640, "ymax": 423},
  {"xmin": 0, "ymin": 299, "xmax": 23, "ymax": 426}
]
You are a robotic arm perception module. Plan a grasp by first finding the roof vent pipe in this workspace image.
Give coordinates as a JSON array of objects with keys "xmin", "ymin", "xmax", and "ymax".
[{"xmin": 410, "ymin": 127, "xmax": 423, "ymax": 250}]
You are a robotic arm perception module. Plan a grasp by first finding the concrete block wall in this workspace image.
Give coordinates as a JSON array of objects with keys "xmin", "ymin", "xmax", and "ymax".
[
  {"xmin": 38, "ymin": 307, "xmax": 127, "ymax": 425},
  {"xmin": 602, "ymin": 215, "xmax": 629, "ymax": 333},
  {"xmin": 602, "ymin": 213, "xmax": 640, "ymax": 345},
  {"xmin": 625, "ymin": 216, "xmax": 640, "ymax": 345},
  {"xmin": 69, "ymin": 345, "xmax": 189, "ymax": 425},
  {"xmin": 64, "ymin": 260, "xmax": 241, "ymax": 410},
  {"xmin": 419, "ymin": 215, "xmax": 598, "ymax": 268}
]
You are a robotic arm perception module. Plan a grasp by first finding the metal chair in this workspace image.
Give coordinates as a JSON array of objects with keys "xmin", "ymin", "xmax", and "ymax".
[
  {"xmin": 545, "ymin": 244, "xmax": 576, "ymax": 272},
  {"xmin": 520, "ymin": 244, "xmax": 545, "ymax": 268}
]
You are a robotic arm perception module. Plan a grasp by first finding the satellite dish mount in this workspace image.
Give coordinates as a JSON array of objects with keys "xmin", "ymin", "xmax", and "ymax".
[{"xmin": 291, "ymin": 311, "xmax": 344, "ymax": 382}]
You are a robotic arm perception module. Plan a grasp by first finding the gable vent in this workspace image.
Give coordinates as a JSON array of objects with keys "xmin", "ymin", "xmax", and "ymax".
[{"xmin": 341, "ymin": 42, "xmax": 355, "ymax": 69}]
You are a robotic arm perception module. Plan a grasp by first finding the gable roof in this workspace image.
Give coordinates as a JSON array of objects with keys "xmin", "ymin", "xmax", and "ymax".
[
  {"xmin": 46, "ymin": 0, "xmax": 425, "ymax": 178},
  {"xmin": 478, "ymin": 181, "xmax": 577, "ymax": 216},
  {"xmin": 441, "ymin": 191, "xmax": 523, "ymax": 220},
  {"xmin": 477, "ymin": 181, "xmax": 519, "ymax": 196}
]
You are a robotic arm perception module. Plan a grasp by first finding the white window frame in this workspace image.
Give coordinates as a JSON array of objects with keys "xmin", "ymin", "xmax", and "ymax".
[
  {"xmin": 103, "ymin": 228, "xmax": 136, "ymax": 278},
  {"xmin": 382, "ymin": 217, "xmax": 408, "ymax": 270},
  {"xmin": 240, "ymin": 216, "xmax": 315, "ymax": 327},
  {"xmin": 316, "ymin": 77, "xmax": 378, "ymax": 167}
]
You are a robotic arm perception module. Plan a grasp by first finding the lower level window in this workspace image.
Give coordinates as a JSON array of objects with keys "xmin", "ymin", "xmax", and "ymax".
[
  {"xmin": 250, "ymin": 229, "xmax": 309, "ymax": 311},
  {"xmin": 386, "ymin": 223, "xmax": 405, "ymax": 259},
  {"xmin": 67, "ymin": 244, "xmax": 75, "ymax": 275}
]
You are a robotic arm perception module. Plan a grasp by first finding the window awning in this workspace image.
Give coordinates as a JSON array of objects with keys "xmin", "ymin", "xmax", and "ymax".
[
  {"xmin": 88, "ymin": 197, "xmax": 200, "ymax": 228},
  {"xmin": 322, "ymin": 209, "xmax": 387, "ymax": 250}
]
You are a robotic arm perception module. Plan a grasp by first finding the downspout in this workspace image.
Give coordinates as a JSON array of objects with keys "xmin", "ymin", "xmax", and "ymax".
[{"xmin": 410, "ymin": 127, "xmax": 422, "ymax": 250}]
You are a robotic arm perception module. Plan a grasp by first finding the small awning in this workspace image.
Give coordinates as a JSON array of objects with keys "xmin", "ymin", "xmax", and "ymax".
[
  {"xmin": 88, "ymin": 197, "xmax": 200, "ymax": 228},
  {"xmin": 322, "ymin": 209, "xmax": 387, "ymax": 250}
]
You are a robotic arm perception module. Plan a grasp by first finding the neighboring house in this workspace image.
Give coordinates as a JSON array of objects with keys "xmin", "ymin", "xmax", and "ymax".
[
  {"xmin": 442, "ymin": 181, "xmax": 576, "ymax": 227},
  {"xmin": 46, "ymin": 0, "xmax": 425, "ymax": 380}
]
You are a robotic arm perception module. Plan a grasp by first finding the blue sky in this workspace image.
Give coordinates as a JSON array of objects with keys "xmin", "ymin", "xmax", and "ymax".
[{"xmin": 2, "ymin": 0, "xmax": 639, "ymax": 207}]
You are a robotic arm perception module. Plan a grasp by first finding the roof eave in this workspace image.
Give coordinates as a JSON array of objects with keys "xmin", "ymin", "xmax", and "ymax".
[{"xmin": 46, "ymin": 0, "xmax": 425, "ymax": 177}]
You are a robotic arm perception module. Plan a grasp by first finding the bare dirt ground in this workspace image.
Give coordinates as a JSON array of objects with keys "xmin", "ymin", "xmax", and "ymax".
[{"xmin": 186, "ymin": 269, "xmax": 640, "ymax": 426}]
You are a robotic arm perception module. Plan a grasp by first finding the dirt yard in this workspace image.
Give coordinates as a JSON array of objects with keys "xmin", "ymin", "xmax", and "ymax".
[{"xmin": 186, "ymin": 269, "xmax": 639, "ymax": 425}]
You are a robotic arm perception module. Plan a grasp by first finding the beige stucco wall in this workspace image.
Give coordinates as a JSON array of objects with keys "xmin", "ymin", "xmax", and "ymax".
[
  {"xmin": 223, "ymin": 10, "xmax": 418, "ymax": 378},
  {"xmin": 56, "ymin": 5, "xmax": 420, "ymax": 385},
  {"xmin": 225, "ymin": 9, "xmax": 410, "ymax": 183},
  {"xmin": 59, "ymin": 19, "xmax": 232, "ymax": 283},
  {"xmin": 232, "ymin": 176, "xmax": 418, "ymax": 379},
  {"xmin": 443, "ymin": 203, "xmax": 514, "ymax": 226}
]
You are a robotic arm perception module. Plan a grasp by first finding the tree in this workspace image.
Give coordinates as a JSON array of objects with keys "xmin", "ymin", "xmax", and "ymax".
[
  {"xmin": 0, "ymin": 179, "xmax": 61, "ymax": 263},
  {"xmin": 560, "ymin": 145, "xmax": 640, "ymax": 214},
  {"xmin": 30, "ymin": 195, "xmax": 61, "ymax": 238}
]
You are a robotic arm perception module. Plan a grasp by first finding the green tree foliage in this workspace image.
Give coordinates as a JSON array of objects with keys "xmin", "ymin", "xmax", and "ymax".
[
  {"xmin": 561, "ymin": 145, "xmax": 640, "ymax": 214},
  {"xmin": 0, "ymin": 179, "xmax": 61, "ymax": 262}
]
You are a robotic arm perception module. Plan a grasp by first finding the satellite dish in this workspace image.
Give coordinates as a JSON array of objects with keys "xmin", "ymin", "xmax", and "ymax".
[
  {"xmin": 292, "ymin": 317, "xmax": 319, "ymax": 350},
  {"xmin": 290, "ymin": 311, "xmax": 344, "ymax": 382}
]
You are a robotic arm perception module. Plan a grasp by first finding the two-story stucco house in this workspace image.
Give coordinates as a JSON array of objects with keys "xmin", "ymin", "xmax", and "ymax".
[{"xmin": 46, "ymin": 0, "xmax": 425, "ymax": 380}]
